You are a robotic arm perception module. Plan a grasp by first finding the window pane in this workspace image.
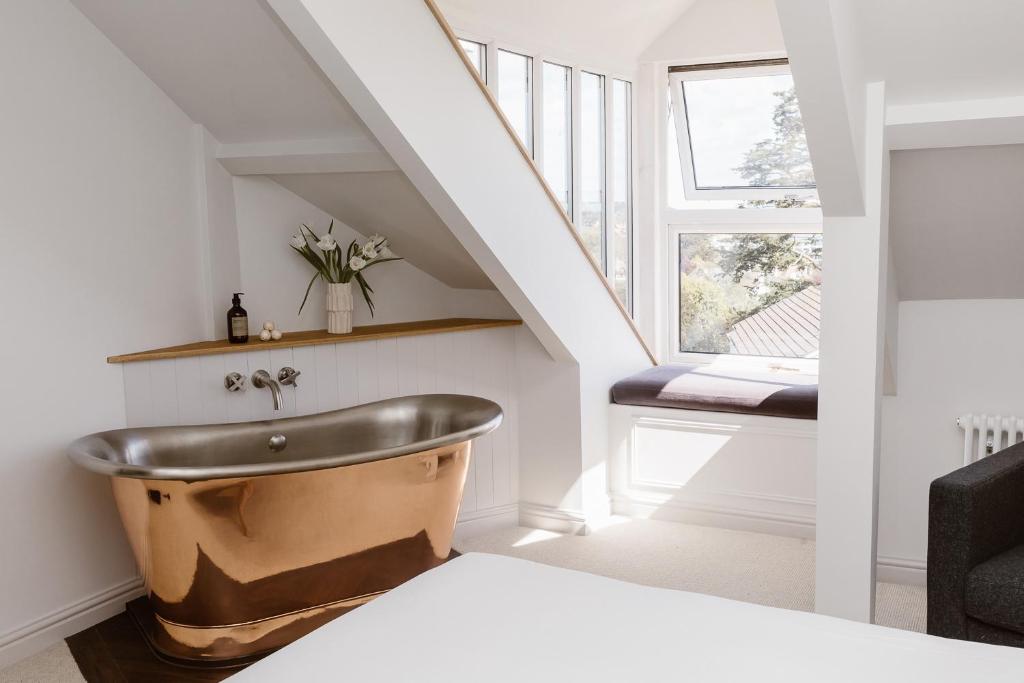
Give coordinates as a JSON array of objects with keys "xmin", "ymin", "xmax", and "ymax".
[
  {"xmin": 678, "ymin": 233, "xmax": 822, "ymax": 357},
  {"xmin": 497, "ymin": 49, "xmax": 533, "ymax": 152},
  {"xmin": 681, "ymin": 74, "xmax": 814, "ymax": 190},
  {"xmin": 542, "ymin": 62, "xmax": 572, "ymax": 214},
  {"xmin": 458, "ymin": 39, "xmax": 486, "ymax": 81},
  {"xmin": 611, "ymin": 79, "xmax": 632, "ymax": 310},
  {"xmin": 579, "ymin": 72, "xmax": 605, "ymax": 266}
]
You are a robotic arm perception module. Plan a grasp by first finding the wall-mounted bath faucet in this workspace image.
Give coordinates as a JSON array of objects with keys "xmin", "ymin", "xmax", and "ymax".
[
  {"xmin": 251, "ymin": 369, "xmax": 283, "ymax": 410},
  {"xmin": 224, "ymin": 368, "xmax": 299, "ymax": 410}
]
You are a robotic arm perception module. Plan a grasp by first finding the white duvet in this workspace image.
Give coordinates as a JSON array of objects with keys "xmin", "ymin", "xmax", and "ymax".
[{"xmin": 231, "ymin": 553, "xmax": 1024, "ymax": 682}]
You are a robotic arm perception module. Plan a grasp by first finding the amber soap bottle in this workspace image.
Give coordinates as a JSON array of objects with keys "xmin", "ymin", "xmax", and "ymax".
[{"xmin": 227, "ymin": 292, "xmax": 249, "ymax": 344}]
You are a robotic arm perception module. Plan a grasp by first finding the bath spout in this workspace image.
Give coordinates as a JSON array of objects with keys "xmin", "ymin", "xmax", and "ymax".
[{"xmin": 251, "ymin": 370, "xmax": 282, "ymax": 410}]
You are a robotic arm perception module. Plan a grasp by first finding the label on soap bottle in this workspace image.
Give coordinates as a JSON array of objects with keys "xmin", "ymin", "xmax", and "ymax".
[{"xmin": 231, "ymin": 317, "xmax": 248, "ymax": 336}]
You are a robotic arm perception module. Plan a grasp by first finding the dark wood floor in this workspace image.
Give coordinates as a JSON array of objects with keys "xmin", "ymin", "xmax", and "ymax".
[
  {"xmin": 66, "ymin": 611, "xmax": 239, "ymax": 683},
  {"xmin": 65, "ymin": 549, "xmax": 461, "ymax": 681}
]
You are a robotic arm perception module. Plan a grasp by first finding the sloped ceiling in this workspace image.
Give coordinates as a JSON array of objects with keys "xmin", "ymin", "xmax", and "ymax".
[
  {"xmin": 828, "ymin": 1, "xmax": 1024, "ymax": 300},
  {"xmin": 842, "ymin": 0, "xmax": 1024, "ymax": 106},
  {"xmin": 71, "ymin": 0, "xmax": 366, "ymax": 143},
  {"xmin": 435, "ymin": 0, "xmax": 697, "ymax": 73},
  {"xmin": 641, "ymin": 0, "xmax": 785, "ymax": 63},
  {"xmin": 890, "ymin": 144, "xmax": 1024, "ymax": 300},
  {"xmin": 272, "ymin": 172, "xmax": 492, "ymax": 289},
  {"xmin": 71, "ymin": 0, "xmax": 491, "ymax": 290}
]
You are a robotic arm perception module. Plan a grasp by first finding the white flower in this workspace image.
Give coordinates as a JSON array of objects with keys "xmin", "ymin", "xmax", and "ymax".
[
  {"xmin": 367, "ymin": 233, "xmax": 385, "ymax": 245},
  {"xmin": 349, "ymin": 255, "xmax": 367, "ymax": 270},
  {"xmin": 361, "ymin": 243, "xmax": 378, "ymax": 259},
  {"xmin": 317, "ymin": 234, "xmax": 338, "ymax": 251},
  {"xmin": 289, "ymin": 234, "xmax": 306, "ymax": 249},
  {"xmin": 379, "ymin": 245, "xmax": 394, "ymax": 258}
]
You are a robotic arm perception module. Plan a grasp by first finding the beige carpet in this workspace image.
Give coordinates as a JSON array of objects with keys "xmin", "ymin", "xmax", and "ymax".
[
  {"xmin": 455, "ymin": 518, "xmax": 927, "ymax": 633},
  {"xmin": 0, "ymin": 643, "xmax": 84, "ymax": 683},
  {"xmin": 0, "ymin": 519, "xmax": 927, "ymax": 681}
]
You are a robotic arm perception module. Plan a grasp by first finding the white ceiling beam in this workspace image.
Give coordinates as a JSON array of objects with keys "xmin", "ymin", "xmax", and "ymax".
[
  {"xmin": 216, "ymin": 136, "xmax": 396, "ymax": 175},
  {"xmin": 887, "ymin": 96, "xmax": 1024, "ymax": 150},
  {"xmin": 775, "ymin": 0, "xmax": 865, "ymax": 217}
]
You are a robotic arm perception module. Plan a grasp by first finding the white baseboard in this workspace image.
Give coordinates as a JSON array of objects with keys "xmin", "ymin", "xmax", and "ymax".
[
  {"xmin": 611, "ymin": 490, "xmax": 817, "ymax": 540},
  {"xmin": 877, "ymin": 555, "xmax": 927, "ymax": 586},
  {"xmin": 454, "ymin": 503, "xmax": 519, "ymax": 544},
  {"xmin": 518, "ymin": 502, "xmax": 587, "ymax": 535},
  {"xmin": 0, "ymin": 576, "xmax": 144, "ymax": 670}
]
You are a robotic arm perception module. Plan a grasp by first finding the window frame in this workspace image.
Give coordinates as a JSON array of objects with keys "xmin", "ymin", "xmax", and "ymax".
[
  {"xmin": 541, "ymin": 60, "xmax": 574, "ymax": 217},
  {"xmin": 495, "ymin": 48, "xmax": 535, "ymax": 155},
  {"xmin": 454, "ymin": 32, "xmax": 636, "ymax": 314},
  {"xmin": 668, "ymin": 60, "xmax": 818, "ymax": 202},
  {"xmin": 457, "ymin": 38, "xmax": 488, "ymax": 83},
  {"xmin": 609, "ymin": 78, "xmax": 634, "ymax": 313},
  {"xmin": 579, "ymin": 70, "xmax": 607, "ymax": 271},
  {"xmin": 666, "ymin": 217, "xmax": 822, "ymax": 374}
]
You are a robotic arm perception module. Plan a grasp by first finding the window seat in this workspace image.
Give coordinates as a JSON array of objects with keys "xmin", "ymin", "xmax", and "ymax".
[{"xmin": 611, "ymin": 364, "xmax": 817, "ymax": 420}]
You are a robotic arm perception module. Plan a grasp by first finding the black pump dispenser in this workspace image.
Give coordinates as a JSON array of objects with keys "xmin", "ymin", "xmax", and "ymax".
[{"xmin": 227, "ymin": 292, "xmax": 249, "ymax": 344}]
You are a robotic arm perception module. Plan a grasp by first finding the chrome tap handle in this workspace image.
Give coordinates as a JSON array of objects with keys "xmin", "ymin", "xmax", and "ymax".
[
  {"xmin": 224, "ymin": 372, "xmax": 247, "ymax": 392},
  {"xmin": 278, "ymin": 367, "xmax": 301, "ymax": 387}
]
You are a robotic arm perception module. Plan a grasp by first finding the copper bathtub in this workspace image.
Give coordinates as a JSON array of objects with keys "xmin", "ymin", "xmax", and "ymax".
[{"xmin": 68, "ymin": 394, "xmax": 502, "ymax": 665}]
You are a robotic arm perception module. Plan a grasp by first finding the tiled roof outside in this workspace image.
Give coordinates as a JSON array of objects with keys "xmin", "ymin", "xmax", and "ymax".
[{"xmin": 727, "ymin": 285, "xmax": 820, "ymax": 358}]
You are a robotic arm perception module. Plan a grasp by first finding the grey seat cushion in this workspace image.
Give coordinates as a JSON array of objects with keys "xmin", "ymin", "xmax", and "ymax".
[
  {"xmin": 966, "ymin": 544, "xmax": 1024, "ymax": 635},
  {"xmin": 610, "ymin": 364, "xmax": 817, "ymax": 420}
]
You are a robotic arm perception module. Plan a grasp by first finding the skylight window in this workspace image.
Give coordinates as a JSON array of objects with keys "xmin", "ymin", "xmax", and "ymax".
[{"xmin": 669, "ymin": 60, "xmax": 816, "ymax": 203}]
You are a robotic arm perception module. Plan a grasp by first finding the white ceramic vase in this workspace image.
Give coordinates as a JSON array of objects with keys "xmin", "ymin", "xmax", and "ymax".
[{"xmin": 326, "ymin": 281, "xmax": 354, "ymax": 334}]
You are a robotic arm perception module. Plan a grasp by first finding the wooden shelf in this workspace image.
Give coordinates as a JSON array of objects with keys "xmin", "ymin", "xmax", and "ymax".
[{"xmin": 107, "ymin": 318, "xmax": 522, "ymax": 364}]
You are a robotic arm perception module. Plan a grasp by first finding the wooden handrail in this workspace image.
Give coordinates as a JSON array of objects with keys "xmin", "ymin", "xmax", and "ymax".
[{"xmin": 421, "ymin": 0, "xmax": 657, "ymax": 365}]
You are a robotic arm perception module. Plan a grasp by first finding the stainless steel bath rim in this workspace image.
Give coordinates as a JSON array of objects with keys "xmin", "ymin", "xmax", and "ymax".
[{"xmin": 67, "ymin": 394, "xmax": 503, "ymax": 481}]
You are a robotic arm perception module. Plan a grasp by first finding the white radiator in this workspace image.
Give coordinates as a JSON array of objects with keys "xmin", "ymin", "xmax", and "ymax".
[{"xmin": 957, "ymin": 413, "xmax": 1024, "ymax": 466}]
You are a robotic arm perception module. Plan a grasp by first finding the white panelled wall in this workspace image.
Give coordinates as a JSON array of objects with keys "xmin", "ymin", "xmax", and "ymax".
[
  {"xmin": 122, "ymin": 327, "xmax": 520, "ymax": 534},
  {"xmin": 609, "ymin": 406, "xmax": 818, "ymax": 538}
]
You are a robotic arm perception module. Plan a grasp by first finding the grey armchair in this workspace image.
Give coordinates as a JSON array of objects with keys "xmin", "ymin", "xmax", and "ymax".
[{"xmin": 928, "ymin": 441, "xmax": 1024, "ymax": 646}]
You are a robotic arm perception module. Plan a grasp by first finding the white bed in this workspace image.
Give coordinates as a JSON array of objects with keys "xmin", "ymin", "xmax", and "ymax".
[{"xmin": 230, "ymin": 553, "xmax": 1024, "ymax": 682}]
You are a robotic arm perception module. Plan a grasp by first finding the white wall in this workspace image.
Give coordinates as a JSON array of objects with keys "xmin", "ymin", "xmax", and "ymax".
[
  {"xmin": 879, "ymin": 299, "xmax": 1024, "ymax": 572},
  {"xmin": 514, "ymin": 329, "xmax": 585, "ymax": 529},
  {"xmin": 889, "ymin": 145, "xmax": 1024, "ymax": 301},
  {"xmin": 233, "ymin": 176, "xmax": 514, "ymax": 334},
  {"xmin": 234, "ymin": 175, "xmax": 481, "ymax": 331},
  {"xmin": 198, "ymin": 126, "xmax": 243, "ymax": 340},
  {"xmin": 0, "ymin": 0, "xmax": 207, "ymax": 666}
]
